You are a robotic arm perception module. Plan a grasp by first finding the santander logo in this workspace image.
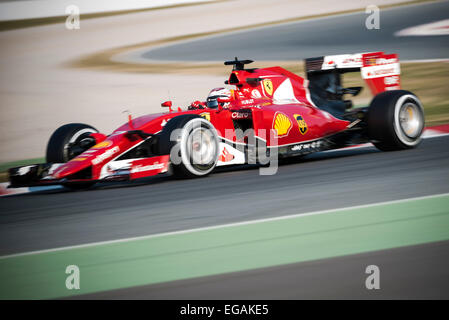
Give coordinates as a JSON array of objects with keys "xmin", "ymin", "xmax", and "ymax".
[{"xmin": 376, "ymin": 58, "xmax": 397, "ymax": 65}]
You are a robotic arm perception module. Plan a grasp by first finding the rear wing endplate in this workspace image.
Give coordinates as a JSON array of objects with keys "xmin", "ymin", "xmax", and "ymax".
[{"xmin": 305, "ymin": 52, "xmax": 401, "ymax": 95}]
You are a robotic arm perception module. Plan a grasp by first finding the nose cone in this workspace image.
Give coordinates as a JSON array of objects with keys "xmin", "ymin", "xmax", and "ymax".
[
  {"xmin": 52, "ymin": 140, "xmax": 121, "ymax": 179},
  {"xmin": 51, "ymin": 156, "xmax": 92, "ymax": 179}
]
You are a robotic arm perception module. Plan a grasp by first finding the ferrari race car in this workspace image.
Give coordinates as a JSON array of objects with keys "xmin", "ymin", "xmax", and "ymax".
[{"xmin": 9, "ymin": 52, "xmax": 425, "ymax": 189}]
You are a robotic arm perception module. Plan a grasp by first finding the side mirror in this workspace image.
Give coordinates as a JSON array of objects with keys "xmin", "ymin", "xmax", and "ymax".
[{"xmin": 161, "ymin": 101, "xmax": 173, "ymax": 112}]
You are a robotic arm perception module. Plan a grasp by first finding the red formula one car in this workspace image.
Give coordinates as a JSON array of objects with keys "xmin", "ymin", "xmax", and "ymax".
[{"xmin": 9, "ymin": 52, "xmax": 425, "ymax": 189}]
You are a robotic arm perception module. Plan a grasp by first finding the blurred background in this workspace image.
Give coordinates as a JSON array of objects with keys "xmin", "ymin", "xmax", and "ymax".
[{"xmin": 1, "ymin": 0, "xmax": 448, "ymax": 163}]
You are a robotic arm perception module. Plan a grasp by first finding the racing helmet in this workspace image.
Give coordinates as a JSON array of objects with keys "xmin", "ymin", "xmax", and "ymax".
[{"xmin": 206, "ymin": 87, "xmax": 232, "ymax": 108}]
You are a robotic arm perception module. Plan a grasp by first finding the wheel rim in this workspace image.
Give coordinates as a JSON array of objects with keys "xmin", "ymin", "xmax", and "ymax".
[
  {"xmin": 64, "ymin": 128, "xmax": 97, "ymax": 161},
  {"xmin": 393, "ymin": 94, "xmax": 424, "ymax": 147},
  {"xmin": 179, "ymin": 118, "xmax": 219, "ymax": 176},
  {"xmin": 187, "ymin": 127, "xmax": 217, "ymax": 165},
  {"xmin": 399, "ymin": 102, "xmax": 422, "ymax": 139}
]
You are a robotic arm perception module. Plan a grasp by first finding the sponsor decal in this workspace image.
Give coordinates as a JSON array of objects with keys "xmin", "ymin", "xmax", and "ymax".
[
  {"xmin": 263, "ymin": 79, "xmax": 273, "ymax": 96},
  {"xmin": 294, "ymin": 114, "xmax": 308, "ymax": 135},
  {"xmin": 92, "ymin": 146, "xmax": 120, "ymax": 165},
  {"xmin": 241, "ymin": 99, "xmax": 254, "ymax": 105},
  {"xmin": 272, "ymin": 112, "xmax": 292, "ymax": 137},
  {"xmin": 17, "ymin": 166, "xmax": 33, "ymax": 176},
  {"xmin": 291, "ymin": 140, "xmax": 322, "ymax": 152},
  {"xmin": 323, "ymin": 54, "xmax": 363, "ymax": 69},
  {"xmin": 161, "ymin": 119, "xmax": 167, "ymax": 127},
  {"xmin": 376, "ymin": 58, "xmax": 397, "ymax": 65},
  {"xmin": 385, "ymin": 87, "xmax": 399, "ymax": 91},
  {"xmin": 365, "ymin": 57, "xmax": 377, "ymax": 66},
  {"xmin": 236, "ymin": 91, "xmax": 246, "ymax": 99},
  {"xmin": 371, "ymin": 67, "xmax": 395, "ymax": 76},
  {"xmin": 82, "ymin": 149, "xmax": 98, "ymax": 154},
  {"xmin": 130, "ymin": 162, "xmax": 165, "ymax": 173},
  {"xmin": 362, "ymin": 63, "xmax": 400, "ymax": 79},
  {"xmin": 200, "ymin": 112, "xmax": 210, "ymax": 121},
  {"xmin": 384, "ymin": 75, "xmax": 400, "ymax": 85},
  {"xmin": 71, "ymin": 157, "xmax": 87, "ymax": 162},
  {"xmin": 218, "ymin": 147, "xmax": 235, "ymax": 162},
  {"xmin": 92, "ymin": 141, "xmax": 111, "ymax": 149},
  {"xmin": 342, "ymin": 56, "xmax": 362, "ymax": 66},
  {"xmin": 251, "ymin": 89, "xmax": 262, "ymax": 99},
  {"xmin": 47, "ymin": 164, "xmax": 63, "ymax": 176},
  {"xmin": 231, "ymin": 112, "xmax": 251, "ymax": 119}
]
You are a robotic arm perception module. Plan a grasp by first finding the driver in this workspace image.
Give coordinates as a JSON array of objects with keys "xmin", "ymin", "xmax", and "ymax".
[{"xmin": 189, "ymin": 87, "xmax": 233, "ymax": 110}]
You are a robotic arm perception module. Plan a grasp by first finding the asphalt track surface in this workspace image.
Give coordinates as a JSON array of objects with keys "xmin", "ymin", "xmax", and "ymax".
[
  {"xmin": 75, "ymin": 240, "xmax": 449, "ymax": 299},
  {"xmin": 1, "ymin": 135, "xmax": 449, "ymax": 257},
  {"xmin": 142, "ymin": 1, "xmax": 449, "ymax": 61}
]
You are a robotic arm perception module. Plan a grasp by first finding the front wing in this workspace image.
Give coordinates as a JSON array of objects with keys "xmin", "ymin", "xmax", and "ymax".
[{"xmin": 8, "ymin": 155, "xmax": 170, "ymax": 188}]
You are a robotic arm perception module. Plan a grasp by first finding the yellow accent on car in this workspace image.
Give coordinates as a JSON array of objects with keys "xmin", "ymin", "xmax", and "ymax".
[
  {"xmin": 200, "ymin": 112, "xmax": 211, "ymax": 121},
  {"xmin": 273, "ymin": 112, "xmax": 292, "ymax": 136},
  {"xmin": 263, "ymin": 79, "xmax": 273, "ymax": 96},
  {"xmin": 294, "ymin": 114, "xmax": 308, "ymax": 135}
]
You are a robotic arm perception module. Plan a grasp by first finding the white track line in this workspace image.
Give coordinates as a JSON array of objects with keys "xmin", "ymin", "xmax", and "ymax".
[{"xmin": 1, "ymin": 191, "xmax": 448, "ymax": 259}]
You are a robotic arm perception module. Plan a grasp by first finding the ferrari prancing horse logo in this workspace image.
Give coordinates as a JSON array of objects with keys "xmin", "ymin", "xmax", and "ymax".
[
  {"xmin": 263, "ymin": 79, "xmax": 273, "ymax": 96},
  {"xmin": 200, "ymin": 112, "xmax": 210, "ymax": 121},
  {"xmin": 294, "ymin": 114, "xmax": 308, "ymax": 135}
]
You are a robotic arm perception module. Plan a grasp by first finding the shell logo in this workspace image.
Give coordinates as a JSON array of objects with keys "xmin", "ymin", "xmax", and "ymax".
[{"xmin": 273, "ymin": 112, "xmax": 292, "ymax": 137}]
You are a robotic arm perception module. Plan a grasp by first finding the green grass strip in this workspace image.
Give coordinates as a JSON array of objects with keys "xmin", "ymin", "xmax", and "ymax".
[{"xmin": 0, "ymin": 194, "xmax": 448, "ymax": 299}]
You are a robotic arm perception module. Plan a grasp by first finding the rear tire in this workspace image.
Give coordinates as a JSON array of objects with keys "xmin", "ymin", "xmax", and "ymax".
[
  {"xmin": 46, "ymin": 123, "xmax": 98, "ymax": 189},
  {"xmin": 367, "ymin": 90, "xmax": 424, "ymax": 151},
  {"xmin": 158, "ymin": 115, "xmax": 219, "ymax": 178}
]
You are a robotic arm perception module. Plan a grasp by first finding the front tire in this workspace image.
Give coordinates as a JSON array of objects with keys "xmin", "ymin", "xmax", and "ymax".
[
  {"xmin": 46, "ymin": 123, "xmax": 98, "ymax": 163},
  {"xmin": 46, "ymin": 123, "xmax": 98, "ymax": 189},
  {"xmin": 367, "ymin": 90, "xmax": 424, "ymax": 151},
  {"xmin": 158, "ymin": 115, "xmax": 219, "ymax": 178}
]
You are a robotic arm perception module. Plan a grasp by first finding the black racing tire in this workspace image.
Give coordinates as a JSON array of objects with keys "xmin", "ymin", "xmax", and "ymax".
[
  {"xmin": 46, "ymin": 123, "xmax": 98, "ymax": 163},
  {"xmin": 158, "ymin": 114, "xmax": 219, "ymax": 178},
  {"xmin": 367, "ymin": 90, "xmax": 425, "ymax": 151},
  {"xmin": 46, "ymin": 123, "xmax": 98, "ymax": 190}
]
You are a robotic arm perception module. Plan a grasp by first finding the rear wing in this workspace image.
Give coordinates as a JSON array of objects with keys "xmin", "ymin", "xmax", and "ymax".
[{"xmin": 305, "ymin": 52, "xmax": 401, "ymax": 95}]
